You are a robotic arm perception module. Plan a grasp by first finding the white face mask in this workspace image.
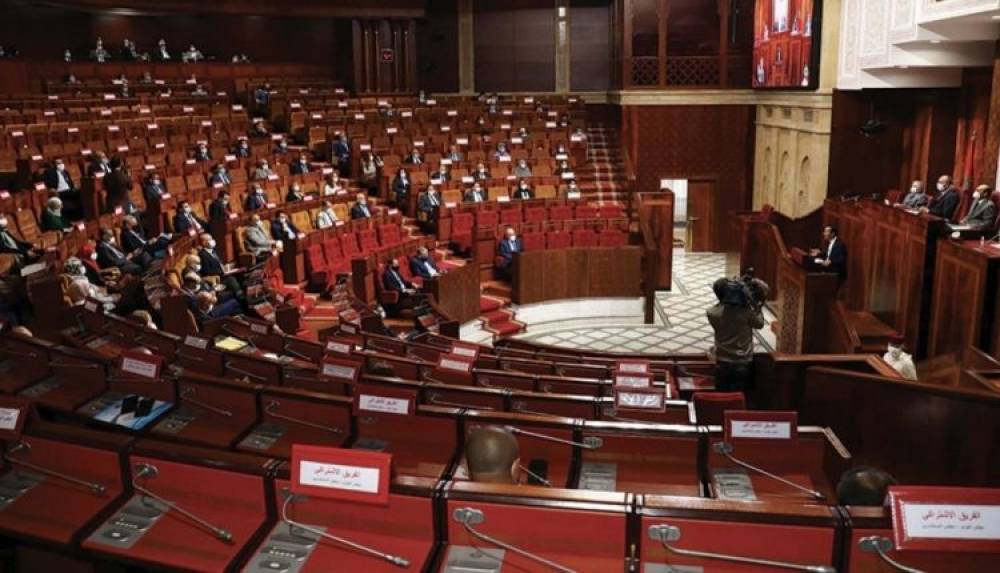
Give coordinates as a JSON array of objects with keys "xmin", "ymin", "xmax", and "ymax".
[
  {"xmin": 90, "ymin": 252, "xmax": 98, "ymax": 261},
  {"xmin": 207, "ymin": 240, "xmax": 216, "ymax": 249},
  {"xmin": 937, "ymin": 183, "xmax": 946, "ymax": 192},
  {"xmin": 910, "ymin": 186, "xmax": 919, "ymax": 193},
  {"xmin": 56, "ymin": 164, "xmax": 65, "ymax": 171},
  {"xmin": 973, "ymin": 191, "xmax": 982, "ymax": 200},
  {"xmin": 183, "ymin": 206, "xmax": 191, "ymax": 213}
]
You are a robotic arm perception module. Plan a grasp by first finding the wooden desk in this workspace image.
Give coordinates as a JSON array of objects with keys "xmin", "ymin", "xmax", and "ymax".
[
  {"xmin": 774, "ymin": 255, "xmax": 840, "ymax": 353},
  {"xmin": 928, "ymin": 239, "xmax": 1000, "ymax": 358},
  {"xmin": 511, "ymin": 247, "xmax": 642, "ymax": 305},
  {"xmin": 423, "ymin": 260, "xmax": 480, "ymax": 323}
]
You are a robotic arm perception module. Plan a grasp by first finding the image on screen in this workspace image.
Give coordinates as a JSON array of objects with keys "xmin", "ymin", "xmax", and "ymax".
[{"xmin": 752, "ymin": 0, "xmax": 818, "ymax": 88}]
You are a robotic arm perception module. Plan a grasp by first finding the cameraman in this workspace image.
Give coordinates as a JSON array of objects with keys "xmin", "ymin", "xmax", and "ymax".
[{"xmin": 706, "ymin": 277, "xmax": 767, "ymax": 391}]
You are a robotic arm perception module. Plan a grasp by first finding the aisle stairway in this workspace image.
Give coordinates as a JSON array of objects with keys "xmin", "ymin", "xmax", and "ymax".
[
  {"xmin": 478, "ymin": 283, "xmax": 525, "ymax": 339},
  {"xmin": 578, "ymin": 126, "xmax": 630, "ymax": 205}
]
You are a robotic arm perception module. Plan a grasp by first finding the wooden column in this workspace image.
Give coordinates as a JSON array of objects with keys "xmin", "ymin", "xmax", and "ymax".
[
  {"xmin": 351, "ymin": 20, "xmax": 364, "ymax": 93},
  {"xmin": 982, "ymin": 42, "xmax": 1000, "ymax": 188},
  {"xmin": 658, "ymin": 0, "xmax": 669, "ymax": 87},
  {"xmin": 622, "ymin": 0, "xmax": 633, "ymax": 88},
  {"xmin": 458, "ymin": 0, "xmax": 475, "ymax": 94},
  {"xmin": 718, "ymin": 0, "xmax": 730, "ymax": 88}
]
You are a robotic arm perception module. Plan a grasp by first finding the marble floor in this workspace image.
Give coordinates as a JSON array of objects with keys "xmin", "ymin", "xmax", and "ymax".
[{"xmin": 464, "ymin": 249, "xmax": 777, "ymax": 355}]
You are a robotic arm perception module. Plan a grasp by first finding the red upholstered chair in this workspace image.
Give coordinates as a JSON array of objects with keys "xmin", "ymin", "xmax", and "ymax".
[
  {"xmin": 500, "ymin": 207, "xmax": 522, "ymax": 226},
  {"xmin": 322, "ymin": 238, "xmax": 349, "ymax": 274},
  {"xmin": 991, "ymin": 191, "xmax": 1000, "ymax": 232},
  {"xmin": 692, "ymin": 392, "xmax": 746, "ymax": 426},
  {"xmin": 525, "ymin": 206, "xmax": 547, "ymax": 223},
  {"xmin": 549, "ymin": 204, "xmax": 573, "ymax": 221},
  {"xmin": 476, "ymin": 209, "xmax": 499, "ymax": 229},
  {"xmin": 451, "ymin": 212, "xmax": 475, "ymax": 250},
  {"xmin": 398, "ymin": 254, "xmax": 423, "ymax": 287},
  {"xmin": 546, "ymin": 231, "xmax": 571, "ymax": 249},
  {"xmin": 599, "ymin": 203, "xmax": 625, "ymax": 219},
  {"xmin": 358, "ymin": 229, "xmax": 380, "ymax": 253},
  {"xmin": 377, "ymin": 223, "xmax": 402, "ymax": 247},
  {"xmin": 522, "ymin": 232, "xmax": 545, "ymax": 251},
  {"xmin": 305, "ymin": 244, "xmax": 330, "ymax": 289},
  {"xmin": 575, "ymin": 204, "xmax": 597, "ymax": 220},
  {"xmin": 339, "ymin": 232, "xmax": 362, "ymax": 259},
  {"xmin": 572, "ymin": 228, "xmax": 599, "ymax": 247},
  {"xmin": 884, "ymin": 189, "xmax": 902, "ymax": 204},
  {"xmin": 598, "ymin": 229, "xmax": 627, "ymax": 247}
]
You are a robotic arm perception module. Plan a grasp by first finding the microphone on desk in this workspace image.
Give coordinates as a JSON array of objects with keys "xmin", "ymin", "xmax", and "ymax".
[
  {"xmin": 265, "ymin": 401, "xmax": 342, "ymax": 434},
  {"xmin": 131, "ymin": 463, "xmax": 233, "ymax": 543},
  {"xmin": 279, "ymin": 489, "xmax": 409, "ymax": 568},
  {"xmin": 452, "ymin": 507, "xmax": 576, "ymax": 573},
  {"xmin": 502, "ymin": 426, "xmax": 603, "ymax": 450},
  {"xmin": 4, "ymin": 441, "xmax": 106, "ymax": 495},
  {"xmin": 711, "ymin": 442, "xmax": 825, "ymax": 501},
  {"xmin": 179, "ymin": 387, "xmax": 232, "ymax": 417}
]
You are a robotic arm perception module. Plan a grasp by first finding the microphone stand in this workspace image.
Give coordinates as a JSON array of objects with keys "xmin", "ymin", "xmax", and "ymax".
[
  {"xmin": 712, "ymin": 442, "xmax": 824, "ymax": 500},
  {"xmin": 131, "ymin": 463, "xmax": 233, "ymax": 543}
]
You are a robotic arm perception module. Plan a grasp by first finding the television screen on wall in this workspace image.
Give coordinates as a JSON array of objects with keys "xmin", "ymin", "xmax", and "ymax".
[{"xmin": 752, "ymin": 0, "xmax": 821, "ymax": 89}]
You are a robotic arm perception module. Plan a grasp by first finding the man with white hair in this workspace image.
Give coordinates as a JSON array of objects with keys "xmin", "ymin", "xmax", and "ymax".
[{"xmin": 40, "ymin": 197, "xmax": 69, "ymax": 232}]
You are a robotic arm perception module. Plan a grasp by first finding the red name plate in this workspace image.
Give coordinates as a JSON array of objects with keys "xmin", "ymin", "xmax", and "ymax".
[
  {"xmin": 614, "ymin": 388, "xmax": 666, "ymax": 412},
  {"xmin": 291, "ymin": 445, "xmax": 391, "ymax": 505},
  {"xmin": 0, "ymin": 396, "xmax": 32, "ymax": 441},
  {"xmin": 324, "ymin": 338, "xmax": 354, "ymax": 357},
  {"xmin": 723, "ymin": 410, "xmax": 798, "ymax": 442},
  {"xmin": 889, "ymin": 486, "xmax": 1000, "ymax": 553},
  {"xmin": 438, "ymin": 354, "xmax": 474, "ymax": 374},
  {"xmin": 616, "ymin": 360, "xmax": 650, "ymax": 375},
  {"xmin": 614, "ymin": 372, "xmax": 652, "ymax": 389},
  {"xmin": 450, "ymin": 342, "xmax": 481, "ymax": 360},
  {"xmin": 321, "ymin": 357, "xmax": 361, "ymax": 383},
  {"xmin": 352, "ymin": 387, "xmax": 417, "ymax": 416},
  {"xmin": 118, "ymin": 349, "xmax": 164, "ymax": 380}
]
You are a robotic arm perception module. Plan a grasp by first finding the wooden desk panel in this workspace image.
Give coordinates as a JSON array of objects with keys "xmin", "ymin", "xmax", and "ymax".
[
  {"xmin": 513, "ymin": 247, "xmax": 642, "ymax": 305},
  {"xmin": 425, "ymin": 260, "xmax": 480, "ymax": 324},
  {"xmin": 929, "ymin": 239, "xmax": 1000, "ymax": 359}
]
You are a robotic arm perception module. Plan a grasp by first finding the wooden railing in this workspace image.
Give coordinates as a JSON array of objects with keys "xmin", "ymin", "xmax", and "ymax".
[{"xmin": 635, "ymin": 191, "xmax": 674, "ymax": 324}]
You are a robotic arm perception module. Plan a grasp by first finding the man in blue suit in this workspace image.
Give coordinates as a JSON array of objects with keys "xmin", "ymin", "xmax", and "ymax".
[
  {"xmin": 270, "ymin": 211, "xmax": 300, "ymax": 242},
  {"xmin": 496, "ymin": 226, "xmax": 522, "ymax": 280},
  {"xmin": 810, "ymin": 225, "xmax": 847, "ymax": 279},
  {"xmin": 409, "ymin": 247, "xmax": 441, "ymax": 280}
]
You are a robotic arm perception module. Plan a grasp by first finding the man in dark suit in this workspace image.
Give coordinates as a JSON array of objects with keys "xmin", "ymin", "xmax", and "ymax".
[
  {"xmin": 290, "ymin": 153, "xmax": 311, "ymax": 175},
  {"xmin": 192, "ymin": 143, "xmax": 212, "ymax": 162},
  {"xmin": 409, "ymin": 247, "xmax": 441, "ymax": 280},
  {"xmin": 927, "ymin": 175, "xmax": 960, "ymax": 220},
  {"xmin": 381, "ymin": 258, "xmax": 420, "ymax": 317},
  {"xmin": 142, "ymin": 172, "xmax": 166, "ymax": 204},
  {"xmin": 173, "ymin": 201, "xmax": 207, "ymax": 235},
  {"xmin": 417, "ymin": 187, "xmax": 441, "ymax": 232},
  {"xmin": 96, "ymin": 227, "xmax": 143, "ymax": 275},
  {"xmin": 104, "ymin": 158, "xmax": 136, "ymax": 215},
  {"xmin": 472, "ymin": 162, "xmax": 491, "ymax": 182},
  {"xmin": 512, "ymin": 180, "xmax": 533, "ymax": 200},
  {"xmin": 209, "ymin": 190, "xmax": 232, "ymax": 224},
  {"xmin": 0, "ymin": 214, "xmax": 40, "ymax": 267},
  {"xmin": 959, "ymin": 185, "xmax": 997, "ymax": 230},
  {"xmin": 232, "ymin": 138, "xmax": 251, "ymax": 158},
  {"xmin": 197, "ymin": 233, "xmax": 243, "ymax": 299},
  {"xmin": 404, "ymin": 148, "xmax": 424, "ymax": 165},
  {"xmin": 351, "ymin": 193, "xmax": 373, "ymax": 220},
  {"xmin": 496, "ymin": 227, "xmax": 522, "ymax": 279},
  {"xmin": 809, "ymin": 225, "xmax": 847, "ymax": 278},
  {"xmin": 209, "ymin": 164, "xmax": 231, "ymax": 187},
  {"xmin": 40, "ymin": 197, "xmax": 69, "ymax": 232},
  {"xmin": 244, "ymin": 185, "xmax": 268, "ymax": 211},
  {"xmin": 270, "ymin": 212, "xmax": 300, "ymax": 242},
  {"xmin": 331, "ymin": 134, "xmax": 350, "ymax": 176},
  {"xmin": 87, "ymin": 152, "xmax": 113, "ymax": 177},
  {"xmin": 464, "ymin": 183, "xmax": 486, "ymax": 203},
  {"xmin": 44, "ymin": 159, "xmax": 78, "ymax": 214},
  {"xmin": 121, "ymin": 215, "xmax": 169, "ymax": 262}
]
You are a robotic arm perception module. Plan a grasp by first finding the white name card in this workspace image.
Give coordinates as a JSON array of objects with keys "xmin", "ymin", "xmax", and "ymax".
[
  {"xmin": 322, "ymin": 362, "xmax": 358, "ymax": 380},
  {"xmin": 250, "ymin": 323, "xmax": 269, "ymax": 335},
  {"xmin": 413, "ymin": 140, "xmax": 425, "ymax": 147},
  {"xmin": 567, "ymin": 191, "xmax": 581, "ymax": 200},
  {"xmin": 451, "ymin": 346, "xmax": 479, "ymax": 358},
  {"xmin": 358, "ymin": 394, "xmax": 411, "ymax": 415},
  {"xmin": 290, "ymin": 102, "xmax": 302, "ymax": 109},
  {"xmin": 338, "ymin": 101, "xmax": 349, "ymax": 108},
  {"xmin": 401, "ymin": 111, "xmax": 412, "ymax": 118},
  {"xmin": 616, "ymin": 391, "xmax": 665, "ymax": 410},
  {"xmin": 354, "ymin": 113, "xmax": 365, "ymax": 120},
  {"xmin": 386, "ymin": 127, "xmax": 398, "ymax": 134},
  {"xmin": 730, "ymin": 420, "xmax": 793, "ymax": 440},
  {"xmin": 618, "ymin": 362, "xmax": 649, "ymax": 374},
  {"xmin": 325, "ymin": 340, "xmax": 352, "ymax": 355},
  {"xmin": 447, "ymin": 110, "xmax": 458, "ymax": 117},
  {"xmin": 299, "ymin": 460, "xmax": 380, "ymax": 494},
  {"xmin": 121, "ymin": 356, "xmax": 158, "ymax": 379},
  {"xmin": 456, "ymin": 137, "xmax": 468, "ymax": 145},
  {"xmin": 496, "ymin": 195, "xmax": 511, "ymax": 203},
  {"xmin": 439, "ymin": 357, "xmax": 472, "ymax": 373},
  {"xmin": 67, "ymin": 127, "xmax": 79, "ymax": 133},
  {"xmin": 615, "ymin": 375, "xmax": 651, "ymax": 388},
  {"xmin": 0, "ymin": 408, "xmax": 20, "ymax": 431},
  {"xmin": 902, "ymin": 504, "xmax": 1000, "ymax": 540},
  {"xmin": 360, "ymin": 144, "xmax": 371, "ymax": 151},
  {"xmin": 183, "ymin": 335, "xmax": 209, "ymax": 349},
  {"xmin": 511, "ymin": 137, "xmax": 523, "ymax": 144}
]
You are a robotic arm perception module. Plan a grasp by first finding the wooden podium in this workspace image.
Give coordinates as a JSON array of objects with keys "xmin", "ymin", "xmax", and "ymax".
[
  {"xmin": 511, "ymin": 246, "xmax": 642, "ymax": 305},
  {"xmin": 424, "ymin": 261, "xmax": 480, "ymax": 323}
]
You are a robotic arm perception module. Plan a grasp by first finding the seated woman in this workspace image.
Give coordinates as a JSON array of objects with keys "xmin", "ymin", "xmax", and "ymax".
[
  {"xmin": 62, "ymin": 257, "xmax": 119, "ymax": 311},
  {"xmin": 513, "ymin": 179, "xmax": 534, "ymax": 200}
]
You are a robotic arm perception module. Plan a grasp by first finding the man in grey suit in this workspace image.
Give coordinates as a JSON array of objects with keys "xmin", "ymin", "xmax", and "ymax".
[
  {"xmin": 959, "ymin": 185, "xmax": 997, "ymax": 230},
  {"xmin": 899, "ymin": 181, "xmax": 928, "ymax": 209},
  {"xmin": 243, "ymin": 214, "xmax": 275, "ymax": 261}
]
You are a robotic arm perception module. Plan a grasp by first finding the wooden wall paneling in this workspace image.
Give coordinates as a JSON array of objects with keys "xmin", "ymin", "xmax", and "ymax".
[
  {"xmin": 928, "ymin": 240, "xmax": 1000, "ymax": 360},
  {"xmin": 569, "ymin": 0, "xmax": 613, "ymax": 91},
  {"xmin": 417, "ymin": 0, "xmax": 459, "ymax": 93}
]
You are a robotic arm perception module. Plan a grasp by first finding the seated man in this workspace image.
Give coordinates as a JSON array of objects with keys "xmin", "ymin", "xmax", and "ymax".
[
  {"xmin": 351, "ymin": 193, "xmax": 373, "ymax": 220},
  {"xmin": 446, "ymin": 145, "xmax": 463, "ymax": 162},
  {"xmin": 330, "ymin": 134, "xmax": 351, "ymax": 176},
  {"xmin": 0, "ymin": 214, "xmax": 42, "ymax": 268},
  {"xmin": 512, "ymin": 159, "xmax": 532, "ymax": 179},
  {"xmin": 926, "ymin": 174, "xmax": 960, "ymax": 220},
  {"xmin": 194, "ymin": 291, "xmax": 241, "ymax": 323},
  {"xmin": 465, "ymin": 426, "xmax": 520, "ymax": 484},
  {"xmin": 232, "ymin": 138, "xmax": 251, "ymax": 158},
  {"xmin": 464, "ymin": 182, "xmax": 486, "ymax": 203},
  {"xmin": 564, "ymin": 178, "xmax": 582, "ymax": 197},
  {"xmin": 431, "ymin": 163, "xmax": 451, "ymax": 183},
  {"xmin": 270, "ymin": 211, "xmax": 300, "ymax": 242},
  {"xmin": 40, "ymin": 197, "xmax": 69, "ymax": 232},
  {"xmin": 381, "ymin": 258, "xmax": 422, "ymax": 316},
  {"xmin": 315, "ymin": 200, "xmax": 339, "ymax": 229},
  {"xmin": 243, "ymin": 214, "xmax": 275, "ymax": 261},
  {"xmin": 409, "ymin": 246, "xmax": 441, "ymax": 280},
  {"xmin": 392, "ymin": 168, "xmax": 411, "ymax": 208},
  {"xmin": 494, "ymin": 142, "xmax": 511, "ymax": 161},
  {"xmin": 290, "ymin": 153, "xmax": 311, "ymax": 175},
  {"xmin": 209, "ymin": 163, "xmax": 232, "ymax": 187},
  {"xmin": 142, "ymin": 172, "xmax": 167, "ymax": 204},
  {"xmin": 809, "ymin": 225, "xmax": 846, "ymax": 278},
  {"xmin": 173, "ymin": 201, "xmax": 208, "ymax": 235},
  {"xmin": 197, "ymin": 233, "xmax": 241, "ymax": 300},
  {"xmin": 96, "ymin": 227, "xmax": 144, "ymax": 275},
  {"xmin": 253, "ymin": 160, "xmax": 275, "ymax": 181},
  {"xmin": 512, "ymin": 179, "xmax": 533, "ymax": 200},
  {"xmin": 209, "ymin": 189, "xmax": 232, "ymax": 224},
  {"xmin": 958, "ymin": 185, "xmax": 996, "ymax": 230},
  {"xmin": 44, "ymin": 158, "xmax": 78, "ymax": 203},
  {"xmin": 249, "ymin": 118, "xmax": 269, "ymax": 138},
  {"xmin": 897, "ymin": 181, "xmax": 927, "ymax": 209},
  {"xmin": 496, "ymin": 227, "xmax": 522, "ymax": 279},
  {"xmin": 87, "ymin": 151, "xmax": 113, "ymax": 177},
  {"xmin": 244, "ymin": 184, "xmax": 268, "ymax": 211},
  {"xmin": 417, "ymin": 187, "xmax": 441, "ymax": 231},
  {"xmin": 273, "ymin": 139, "xmax": 290, "ymax": 155},
  {"xmin": 472, "ymin": 162, "xmax": 491, "ymax": 182},
  {"xmin": 883, "ymin": 337, "xmax": 917, "ymax": 381},
  {"xmin": 404, "ymin": 148, "xmax": 424, "ymax": 165},
  {"xmin": 285, "ymin": 182, "xmax": 306, "ymax": 203},
  {"xmin": 836, "ymin": 466, "xmax": 897, "ymax": 506},
  {"xmin": 192, "ymin": 142, "xmax": 212, "ymax": 162},
  {"xmin": 120, "ymin": 215, "xmax": 169, "ymax": 263}
]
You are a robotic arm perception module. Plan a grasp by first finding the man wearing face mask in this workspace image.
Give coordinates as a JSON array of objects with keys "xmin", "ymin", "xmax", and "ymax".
[
  {"xmin": 209, "ymin": 164, "xmax": 231, "ymax": 187},
  {"xmin": 173, "ymin": 201, "xmax": 207, "ymax": 234},
  {"xmin": 957, "ymin": 185, "xmax": 996, "ymax": 230},
  {"xmin": 209, "ymin": 189, "xmax": 232, "ymax": 224},
  {"xmin": 285, "ymin": 183, "xmax": 305, "ymax": 203},
  {"xmin": 273, "ymin": 139, "xmax": 290, "ymax": 155},
  {"xmin": 315, "ymin": 200, "xmax": 339, "ymax": 230},
  {"xmin": 243, "ymin": 214, "xmax": 275, "ymax": 261},
  {"xmin": 464, "ymin": 183, "xmax": 485, "ymax": 203},
  {"xmin": 290, "ymin": 153, "xmax": 311, "ymax": 175},
  {"xmin": 513, "ymin": 159, "xmax": 532, "ymax": 179},
  {"xmin": 513, "ymin": 179, "xmax": 533, "ymax": 200},
  {"xmin": 253, "ymin": 160, "xmax": 274, "ymax": 181},
  {"xmin": 270, "ymin": 211, "xmax": 300, "ymax": 242},
  {"xmin": 464, "ymin": 426, "xmax": 521, "ymax": 484},
  {"xmin": 87, "ymin": 151, "xmax": 113, "ymax": 177},
  {"xmin": 472, "ymin": 162, "xmax": 491, "ymax": 182},
  {"xmin": 245, "ymin": 184, "xmax": 268, "ymax": 211},
  {"xmin": 142, "ymin": 172, "xmax": 166, "ymax": 204},
  {"xmin": 409, "ymin": 247, "xmax": 441, "ymax": 280},
  {"xmin": 44, "ymin": 158, "xmax": 79, "ymax": 207},
  {"xmin": 897, "ymin": 180, "xmax": 927, "ymax": 209},
  {"xmin": 882, "ymin": 336, "xmax": 916, "ymax": 381},
  {"xmin": 926, "ymin": 174, "xmax": 960, "ymax": 220},
  {"xmin": 0, "ymin": 214, "xmax": 41, "ymax": 267},
  {"xmin": 62, "ymin": 257, "xmax": 119, "ymax": 310},
  {"xmin": 96, "ymin": 227, "xmax": 143, "ymax": 276},
  {"xmin": 417, "ymin": 187, "xmax": 441, "ymax": 232},
  {"xmin": 496, "ymin": 227, "xmax": 522, "ymax": 280},
  {"xmin": 121, "ymin": 215, "xmax": 169, "ymax": 262},
  {"xmin": 232, "ymin": 138, "xmax": 251, "ymax": 158},
  {"xmin": 351, "ymin": 193, "xmax": 373, "ymax": 220},
  {"xmin": 192, "ymin": 143, "xmax": 212, "ymax": 162},
  {"xmin": 197, "ymin": 233, "xmax": 244, "ymax": 300},
  {"xmin": 381, "ymin": 257, "xmax": 421, "ymax": 317}
]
